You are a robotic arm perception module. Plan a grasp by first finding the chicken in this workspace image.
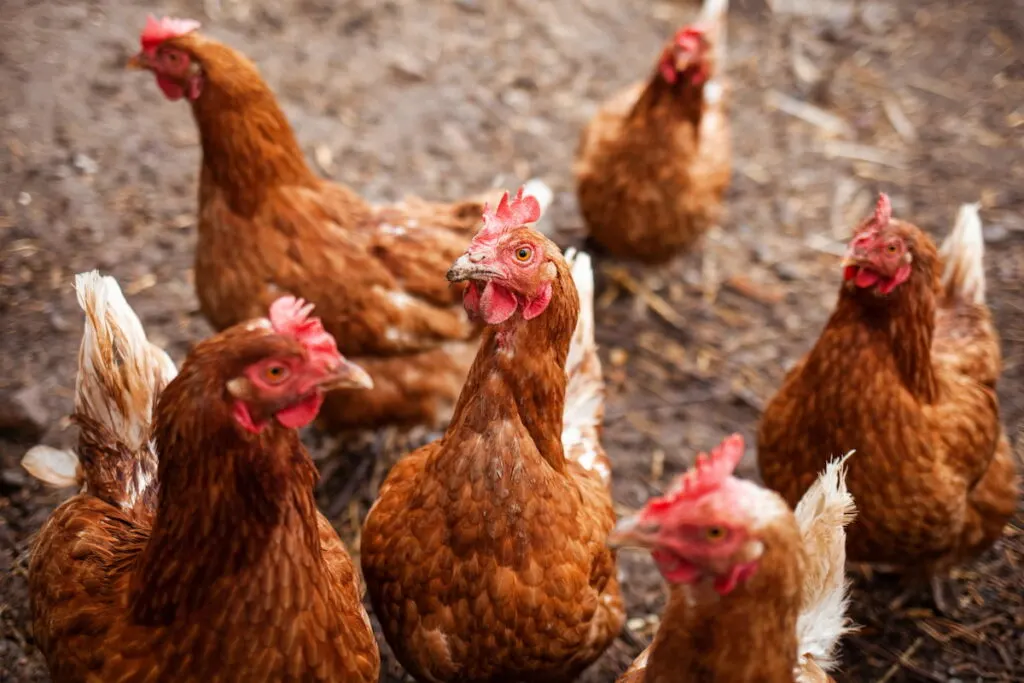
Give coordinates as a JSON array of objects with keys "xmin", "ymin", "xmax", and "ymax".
[
  {"xmin": 360, "ymin": 188, "xmax": 624, "ymax": 682},
  {"xmin": 574, "ymin": 0, "xmax": 731, "ymax": 264},
  {"xmin": 609, "ymin": 434, "xmax": 856, "ymax": 683},
  {"xmin": 24, "ymin": 272, "xmax": 380, "ymax": 682},
  {"xmin": 127, "ymin": 15, "xmax": 553, "ymax": 431},
  {"xmin": 757, "ymin": 196, "xmax": 1020, "ymax": 610}
]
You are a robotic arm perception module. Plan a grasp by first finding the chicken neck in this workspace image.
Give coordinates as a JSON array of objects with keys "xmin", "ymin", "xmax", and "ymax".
[
  {"xmin": 183, "ymin": 39, "xmax": 359, "ymax": 216},
  {"xmin": 129, "ymin": 372, "xmax": 326, "ymax": 624},
  {"xmin": 445, "ymin": 260, "xmax": 580, "ymax": 476},
  {"xmin": 828, "ymin": 271, "xmax": 939, "ymax": 403},
  {"xmin": 632, "ymin": 71, "xmax": 706, "ymax": 131},
  {"xmin": 643, "ymin": 525, "xmax": 805, "ymax": 683}
]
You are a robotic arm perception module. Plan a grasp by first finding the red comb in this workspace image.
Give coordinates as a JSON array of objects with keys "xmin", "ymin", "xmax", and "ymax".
[
  {"xmin": 648, "ymin": 434, "xmax": 745, "ymax": 512},
  {"xmin": 477, "ymin": 186, "xmax": 542, "ymax": 241},
  {"xmin": 268, "ymin": 296, "xmax": 342, "ymax": 372},
  {"xmin": 853, "ymin": 192, "xmax": 892, "ymax": 237},
  {"xmin": 140, "ymin": 15, "xmax": 201, "ymax": 53},
  {"xmin": 872, "ymin": 192, "xmax": 892, "ymax": 227}
]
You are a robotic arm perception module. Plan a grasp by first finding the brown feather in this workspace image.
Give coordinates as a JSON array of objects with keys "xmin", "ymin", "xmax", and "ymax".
[
  {"xmin": 574, "ymin": 34, "xmax": 731, "ymax": 264},
  {"xmin": 361, "ymin": 237, "xmax": 624, "ymax": 682},
  {"xmin": 161, "ymin": 32, "xmax": 499, "ymax": 430},
  {"xmin": 30, "ymin": 323, "xmax": 379, "ymax": 682},
  {"xmin": 758, "ymin": 218, "xmax": 1019, "ymax": 577}
]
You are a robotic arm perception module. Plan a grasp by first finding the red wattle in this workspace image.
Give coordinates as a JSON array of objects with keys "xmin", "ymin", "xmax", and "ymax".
[{"xmin": 276, "ymin": 393, "xmax": 324, "ymax": 429}]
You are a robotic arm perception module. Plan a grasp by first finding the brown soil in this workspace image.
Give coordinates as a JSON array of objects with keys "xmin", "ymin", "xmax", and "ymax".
[{"xmin": 2, "ymin": 0, "xmax": 1022, "ymax": 681}]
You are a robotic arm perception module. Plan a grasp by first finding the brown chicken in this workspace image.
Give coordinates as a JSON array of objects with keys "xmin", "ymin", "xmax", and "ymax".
[
  {"xmin": 758, "ymin": 196, "xmax": 1020, "ymax": 610},
  {"xmin": 24, "ymin": 272, "xmax": 380, "ymax": 682},
  {"xmin": 610, "ymin": 434, "xmax": 856, "ymax": 683},
  {"xmin": 127, "ymin": 16, "xmax": 552, "ymax": 431},
  {"xmin": 574, "ymin": 0, "xmax": 731, "ymax": 264},
  {"xmin": 360, "ymin": 189, "xmax": 624, "ymax": 682}
]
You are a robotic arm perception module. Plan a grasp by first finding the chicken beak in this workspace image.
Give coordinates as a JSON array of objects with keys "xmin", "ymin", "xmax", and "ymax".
[
  {"xmin": 317, "ymin": 358, "xmax": 374, "ymax": 391},
  {"xmin": 126, "ymin": 53, "xmax": 149, "ymax": 70},
  {"xmin": 446, "ymin": 253, "xmax": 499, "ymax": 283},
  {"xmin": 606, "ymin": 513, "xmax": 661, "ymax": 550}
]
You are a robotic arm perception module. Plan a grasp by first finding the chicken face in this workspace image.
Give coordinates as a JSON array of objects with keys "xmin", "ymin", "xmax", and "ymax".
[
  {"xmin": 658, "ymin": 26, "xmax": 710, "ymax": 86},
  {"xmin": 608, "ymin": 435, "xmax": 767, "ymax": 595},
  {"xmin": 225, "ymin": 296, "xmax": 372, "ymax": 433},
  {"xmin": 842, "ymin": 194, "xmax": 914, "ymax": 295},
  {"xmin": 447, "ymin": 228, "xmax": 557, "ymax": 325},
  {"xmin": 227, "ymin": 351, "xmax": 372, "ymax": 433},
  {"xmin": 127, "ymin": 16, "xmax": 203, "ymax": 101}
]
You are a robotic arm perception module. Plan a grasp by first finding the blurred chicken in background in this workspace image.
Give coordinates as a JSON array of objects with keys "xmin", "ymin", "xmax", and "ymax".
[
  {"xmin": 574, "ymin": 0, "xmax": 731, "ymax": 267},
  {"xmin": 128, "ymin": 16, "xmax": 553, "ymax": 433}
]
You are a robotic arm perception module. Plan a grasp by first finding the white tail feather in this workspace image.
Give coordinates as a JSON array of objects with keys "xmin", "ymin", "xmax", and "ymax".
[
  {"xmin": 22, "ymin": 445, "xmax": 81, "ymax": 488},
  {"xmin": 793, "ymin": 451, "xmax": 857, "ymax": 673},
  {"xmin": 561, "ymin": 249, "xmax": 608, "ymax": 482},
  {"xmin": 939, "ymin": 202, "xmax": 986, "ymax": 305},
  {"xmin": 21, "ymin": 272, "xmax": 176, "ymax": 507},
  {"xmin": 700, "ymin": 0, "xmax": 729, "ymax": 72},
  {"xmin": 74, "ymin": 271, "xmax": 177, "ymax": 451},
  {"xmin": 563, "ymin": 249, "xmax": 601, "ymax": 431}
]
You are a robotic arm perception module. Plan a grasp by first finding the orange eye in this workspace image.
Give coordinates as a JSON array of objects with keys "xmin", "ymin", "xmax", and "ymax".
[
  {"xmin": 515, "ymin": 247, "xmax": 532, "ymax": 262},
  {"xmin": 886, "ymin": 243, "xmax": 898, "ymax": 254},
  {"xmin": 262, "ymin": 364, "xmax": 290, "ymax": 384},
  {"xmin": 704, "ymin": 526, "xmax": 727, "ymax": 542}
]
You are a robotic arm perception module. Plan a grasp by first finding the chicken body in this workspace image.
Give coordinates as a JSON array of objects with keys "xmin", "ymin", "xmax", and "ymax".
[
  {"xmin": 612, "ymin": 443, "xmax": 855, "ymax": 683},
  {"xmin": 134, "ymin": 26, "xmax": 551, "ymax": 430},
  {"xmin": 758, "ymin": 202, "xmax": 1020, "ymax": 585},
  {"xmin": 27, "ymin": 273, "xmax": 379, "ymax": 682},
  {"xmin": 574, "ymin": 0, "xmax": 731, "ymax": 264},
  {"xmin": 361, "ymin": 245, "xmax": 624, "ymax": 682}
]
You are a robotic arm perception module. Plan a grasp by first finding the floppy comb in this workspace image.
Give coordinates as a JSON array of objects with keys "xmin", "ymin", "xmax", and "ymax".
[
  {"xmin": 268, "ymin": 296, "xmax": 341, "ymax": 371},
  {"xmin": 854, "ymin": 192, "xmax": 892, "ymax": 237},
  {"xmin": 477, "ymin": 186, "xmax": 542, "ymax": 240},
  {"xmin": 140, "ymin": 15, "xmax": 201, "ymax": 52},
  {"xmin": 648, "ymin": 434, "xmax": 745, "ymax": 512}
]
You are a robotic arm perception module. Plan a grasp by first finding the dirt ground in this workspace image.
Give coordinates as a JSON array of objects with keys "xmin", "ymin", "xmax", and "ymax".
[{"xmin": 2, "ymin": 0, "xmax": 1023, "ymax": 681}]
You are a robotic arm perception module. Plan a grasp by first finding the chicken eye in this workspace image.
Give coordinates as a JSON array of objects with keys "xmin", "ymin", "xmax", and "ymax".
[
  {"xmin": 515, "ymin": 247, "xmax": 532, "ymax": 262},
  {"xmin": 704, "ymin": 526, "xmax": 727, "ymax": 542},
  {"xmin": 885, "ymin": 243, "xmax": 899, "ymax": 254},
  {"xmin": 262, "ymin": 364, "xmax": 290, "ymax": 384}
]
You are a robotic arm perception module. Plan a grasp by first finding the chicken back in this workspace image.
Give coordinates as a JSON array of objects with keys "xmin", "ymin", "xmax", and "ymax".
[
  {"xmin": 128, "ymin": 16, "xmax": 552, "ymax": 431},
  {"xmin": 758, "ymin": 196, "xmax": 1020, "ymax": 595},
  {"xmin": 609, "ymin": 435, "xmax": 855, "ymax": 683},
  {"xmin": 26, "ymin": 273, "xmax": 379, "ymax": 682},
  {"xmin": 574, "ymin": 0, "xmax": 731, "ymax": 264},
  {"xmin": 361, "ymin": 189, "xmax": 624, "ymax": 682}
]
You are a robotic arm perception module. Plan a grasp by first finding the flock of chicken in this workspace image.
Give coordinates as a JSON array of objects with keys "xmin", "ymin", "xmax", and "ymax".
[{"xmin": 16, "ymin": 2, "xmax": 1019, "ymax": 682}]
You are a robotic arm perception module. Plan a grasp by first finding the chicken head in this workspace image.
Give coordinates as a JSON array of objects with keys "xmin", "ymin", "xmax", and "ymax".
[
  {"xmin": 841, "ymin": 192, "xmax": 923, "ymax": 295},
  {"xmin": 224, "ymin": 296, "xmax": 373, "ymax": 433},
  {"xmin": 446, "ymin": 186, "xmax": 555, "ymax": 325},
  {"xmin": 127, "ymin": 15, "xmax": 203, "ymax": 101},
  {"xmin": 658, "ymin": 26, "xmax": 711, "ymax": 85},
  {"xmin": 609, "ymin": 434, "xmax": 775, "ymax": 595}
]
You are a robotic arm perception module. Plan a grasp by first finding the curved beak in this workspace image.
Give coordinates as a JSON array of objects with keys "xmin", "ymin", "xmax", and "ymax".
[
  {"xmin": 126, "ymin": 52, "xmax": 149, "ymax": 70},
  {"xmin": 318, "ymin": 358, "xmax": 374, "ymax": 391},
  {"xmin": 607, "ymin": 513, "xmax": 661, "ymax": 550},
  {"xmin": 446, "ymin": 253, "xmax": 500, "ymax": 283}
]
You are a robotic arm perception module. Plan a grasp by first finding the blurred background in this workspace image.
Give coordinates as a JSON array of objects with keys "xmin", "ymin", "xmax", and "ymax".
[{"xmin": 1, "ymin": 0, "xmax": 1022, "ymax": 681}]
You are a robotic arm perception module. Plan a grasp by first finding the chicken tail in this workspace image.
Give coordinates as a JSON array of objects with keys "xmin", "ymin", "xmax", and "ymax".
[
  {"xmin": 561, "ymin": 249, "xmax": 608, "ymax": 482},
  {"xmin": 699, "ymin": 0, "xmax": 729, "ymax": 69},
  {"xmin": 793, "ymin": 451, "xmax": 857, "ymax": 676},
  {"xmin": 938, "ymin": 202, "xmax": 986, "ymax": 306},
  {"xmin": 22, "ymin": 272, "xmax": 177, "ymax": 509}
]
